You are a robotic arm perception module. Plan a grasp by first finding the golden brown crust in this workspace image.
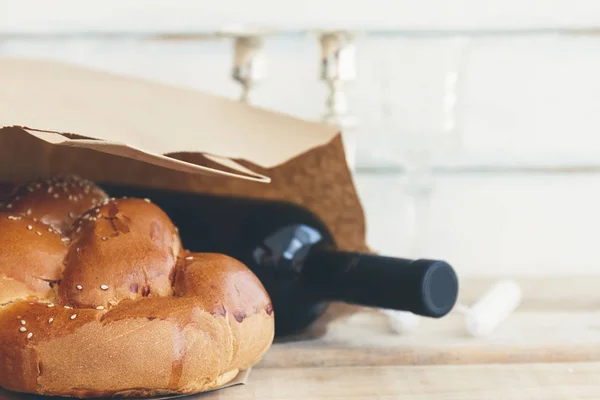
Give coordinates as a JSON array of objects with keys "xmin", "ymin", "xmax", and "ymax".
[
  {"xmin": 0, "ymin": 176, "xmax": 274, "ymax": 398},
  {"xmin": 0, "ymin": 175, "xmax": 108, "ymax": 233},
  {"xmin": 0, "ymin": 215, "xmax": 67, "ymax": 304},
  {"xmin": 173, "ymin": 253, "xmax": 274, "ymax": 370},
  {"xmin": 58, "ymin": 198, "xmax": 181, "ymax": 309}
]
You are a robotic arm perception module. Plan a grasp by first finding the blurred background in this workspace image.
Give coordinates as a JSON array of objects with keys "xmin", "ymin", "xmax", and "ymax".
[{"xmin": 2, "ymin": 0, "xmax": 600, "ymax": 277}]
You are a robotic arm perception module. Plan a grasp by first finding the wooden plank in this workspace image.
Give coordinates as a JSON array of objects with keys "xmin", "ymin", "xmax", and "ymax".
[
  {"xmin": 206, "ymin": 362, "xmax": 600, "ymax": 399},
  {"xmin": 259, "ymin": 310, "xmax": 600, "ymax": 367},
  {"xmin": 259, "ymin": 343, "xmax": 600, "ymax": 369}
]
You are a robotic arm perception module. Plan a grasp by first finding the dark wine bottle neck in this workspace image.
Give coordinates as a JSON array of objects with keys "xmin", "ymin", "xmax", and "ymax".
[{"xmin": 301, "ymin": 248, "xmax": 458, "ymax": 318}]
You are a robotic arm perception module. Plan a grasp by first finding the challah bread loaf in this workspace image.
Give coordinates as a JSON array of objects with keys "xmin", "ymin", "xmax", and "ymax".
[{"xmin": 0, "ymin": 177, "xmax": 275, "ymax": 398}]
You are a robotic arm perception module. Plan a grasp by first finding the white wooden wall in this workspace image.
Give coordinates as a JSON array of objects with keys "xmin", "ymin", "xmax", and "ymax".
[{"xmin": 3, "ymin": 0, "xmax": 600, "ymax": 32}]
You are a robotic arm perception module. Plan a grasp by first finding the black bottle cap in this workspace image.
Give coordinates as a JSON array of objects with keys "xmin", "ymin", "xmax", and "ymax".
[{"xmin": 410, "ymin": 259, "xmax": 459, "ymax": 317}]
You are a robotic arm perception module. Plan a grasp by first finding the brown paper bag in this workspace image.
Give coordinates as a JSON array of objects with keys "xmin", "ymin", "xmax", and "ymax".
[{"xmin": 0, "ymin": 57, "xmax": 367, "ymax": 253}]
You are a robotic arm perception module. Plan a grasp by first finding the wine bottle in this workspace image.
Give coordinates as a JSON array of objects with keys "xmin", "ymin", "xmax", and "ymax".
[{"xmin": 101, "ymin": 184, "xmax": 459, "ymax": 337}]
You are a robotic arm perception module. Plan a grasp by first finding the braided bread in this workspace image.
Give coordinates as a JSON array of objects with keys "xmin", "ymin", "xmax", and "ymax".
[{"xmin": 0, "ymin": 176, "xmax": 275, "ymax": 398}]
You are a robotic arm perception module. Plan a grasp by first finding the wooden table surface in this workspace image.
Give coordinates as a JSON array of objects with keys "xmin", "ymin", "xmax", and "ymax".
[{"xmin": 204, "ymin": 276, "xmax": 600, "ymax": 399}]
